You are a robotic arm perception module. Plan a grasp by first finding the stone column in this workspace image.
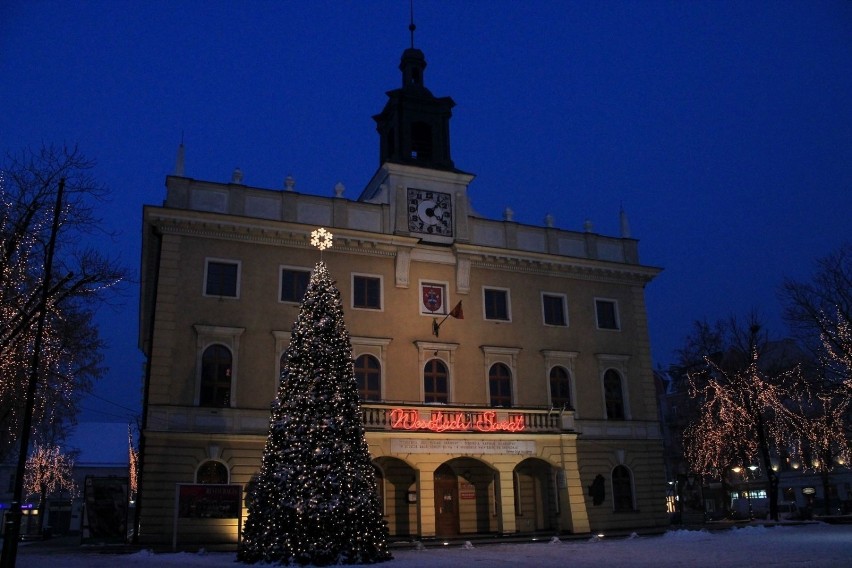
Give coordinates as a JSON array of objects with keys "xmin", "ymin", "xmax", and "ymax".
[{"xmin": 497, "ymin": 468, "xmax": 517, "ymax": 535}]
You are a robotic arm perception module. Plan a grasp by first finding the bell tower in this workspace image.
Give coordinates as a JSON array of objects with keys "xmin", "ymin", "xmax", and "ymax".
[
  {"xmin": 360, "ymin": 14, "xmax": 473, "ymax": 244},
  {"xmin": 373, "ymin": 23, "xmax": 456, "ymax": 171}
]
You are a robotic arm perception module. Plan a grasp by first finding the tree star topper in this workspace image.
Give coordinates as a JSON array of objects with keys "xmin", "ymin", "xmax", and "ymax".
[{"xmin": 310, "ymin": 227, "xmax": 333, "ymax": 251}]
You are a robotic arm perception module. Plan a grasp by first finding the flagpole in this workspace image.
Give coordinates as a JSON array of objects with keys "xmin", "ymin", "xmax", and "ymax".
[{"xmin": 432, "ymin": 301, "xmax": 462, "ymax": 337}]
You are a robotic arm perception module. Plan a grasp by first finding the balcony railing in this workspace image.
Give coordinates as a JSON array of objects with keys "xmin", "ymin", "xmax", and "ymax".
[
  {"xmin": 361, "ymin": 403, "xmax": 572, "ymax": 434},
  {"xmin": 146, "ymin": 402, "xmax": 574, "ymax": 436}
]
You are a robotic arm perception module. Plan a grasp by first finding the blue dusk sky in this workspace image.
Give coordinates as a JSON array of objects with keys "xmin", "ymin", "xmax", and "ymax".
[{"xmin": 2, "ymin": 1, "xmax": 851, "ymax": 424}]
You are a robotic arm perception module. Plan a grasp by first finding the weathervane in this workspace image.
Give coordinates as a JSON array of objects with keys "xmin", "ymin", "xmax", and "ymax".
[{"xmin": 310, "ymin": 227, "xmax": 333, "ymax": 257}]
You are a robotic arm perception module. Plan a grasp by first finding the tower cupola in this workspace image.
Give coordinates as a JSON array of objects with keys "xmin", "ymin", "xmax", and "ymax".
[{"xmin": 373, "ymin": 43, "xmax": 456, "ymax": 171}]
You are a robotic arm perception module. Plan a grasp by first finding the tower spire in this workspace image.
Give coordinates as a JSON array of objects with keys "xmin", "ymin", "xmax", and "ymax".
[{"xmin": 409, "ymin": 0, "xmax": 416, "ymax": 49}]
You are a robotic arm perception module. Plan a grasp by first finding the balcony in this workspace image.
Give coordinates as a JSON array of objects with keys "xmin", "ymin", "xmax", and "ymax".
[
  {"xmin": 361, "ymin": 403, "xmax": 572, "ymax": 434},
  {"xmin": 146, "ymin": 403, "xmax": 573, "ymax": 436}
]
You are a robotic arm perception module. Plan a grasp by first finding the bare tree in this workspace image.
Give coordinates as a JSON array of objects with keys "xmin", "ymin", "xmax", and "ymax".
[
  {"xmin": 781, "ymin": 243, "xmax": 852, "ymax": 388},
  {"xmin": 23, "ymin": 443, "xmax": 79, "ymax": 535},
  {"xmin": 682, "ymin": 317, "xmax": 801, "ymax": 522},
  {"xmin": 781, "ymin": 244, "xmax": 852, "ymax": 514},
  {"xmin": 0, "ymin": 144, "xmax": 127, "ymax": 458}
]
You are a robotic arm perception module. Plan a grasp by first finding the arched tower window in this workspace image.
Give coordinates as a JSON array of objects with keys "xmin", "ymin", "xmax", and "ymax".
[
  {"xmin": 355, "ymin": 354, "xmax": 381, "ymax": 401},
  {"xmin": 489, "ymin": 363, "xmax": 512, "ymax": 407},
  {"xmin": 200, "ymin": 344, "xmax": 232, "ymax": 407},
  {"xmin": 424, "ymin": 359, "xmax": 448, "ymax": 403}
]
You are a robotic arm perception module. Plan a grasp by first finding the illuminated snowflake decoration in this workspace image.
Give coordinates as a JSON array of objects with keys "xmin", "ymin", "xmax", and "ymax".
[{"xmin": 310, "ymin": 227, "xmax": 333, "ymax": 251}]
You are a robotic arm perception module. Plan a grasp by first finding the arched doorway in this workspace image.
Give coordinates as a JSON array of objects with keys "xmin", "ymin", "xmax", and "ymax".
[
  {"xmin": 373, "ymin": 457, "xmax": 417, "ymax": 537},
  {"xmin": 434, "ymin": 464, "xmax": 459, "ymax": 537},
  {"xmin": 514, "ymin": 458, "xmax": 558, "ymax": 533}
]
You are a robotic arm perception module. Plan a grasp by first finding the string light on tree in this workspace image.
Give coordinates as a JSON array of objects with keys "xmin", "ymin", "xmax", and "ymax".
[
  {"xmin": 24, "ymin": 444, "xmax": 78, "ymax": 535},
  {"xmin": 238, "ymin": 258, "xmax": 390, "ymax": 565}
]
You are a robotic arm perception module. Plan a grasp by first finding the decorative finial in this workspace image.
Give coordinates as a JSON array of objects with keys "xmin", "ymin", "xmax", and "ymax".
[
  {"xmin": 619, "ymin": 207, "xmax": 631, "ymax": 238},
  {"xmin": 544, "ymin": 213, "xmax": 554, "ymax": 228},
  {"xmin": 311, "ymin": 227, "xmax": 333, "ymax": 252},
  {"xmin": 503, "ymin": 207, "xmax": 514, "ymax": 222},
  {"xmin": 409, "ymin": 0, "xmax": 416, "ymax": 48},
  {"xmin": 174, "ymin": 137, "xmax": 185, "ymax": 177},
  {"xmin": 333, "ymin": 182, "xmax": 345, "ymax": 198},
  {"xmin": 284, "ymin": 175, "xmax": 295, "ymax": 191},
  {"xmin": 231, "ymin": 167, "xmax": 243, "ymax": 184}
]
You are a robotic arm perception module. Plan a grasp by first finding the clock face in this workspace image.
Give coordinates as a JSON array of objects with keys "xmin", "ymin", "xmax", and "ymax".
[{"xmin": 407, "ymin": 189, "xmax": 453, "ymax": 236}]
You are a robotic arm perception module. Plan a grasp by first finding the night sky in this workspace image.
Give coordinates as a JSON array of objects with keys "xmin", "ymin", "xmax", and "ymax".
[{"xmin": 2, "ymin": 1, "xmax": 851, "ymax": 424}]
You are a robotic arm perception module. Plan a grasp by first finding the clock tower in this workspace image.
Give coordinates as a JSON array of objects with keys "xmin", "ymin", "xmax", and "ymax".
[
  {"xmin": 373, "ymin": 47, "xmax": 455, "ymax": 170},
  {"xmin": 360, "ymin": 36, "xmax": 474, "ymax": 244}
]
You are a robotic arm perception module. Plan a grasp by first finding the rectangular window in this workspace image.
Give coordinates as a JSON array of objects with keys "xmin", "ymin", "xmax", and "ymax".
[
  {"xmin": 280, "ymin": 267, "xmax": 310, "ymax": 303},
  {"xmin": 595, "ymin": 298, "xmax": 620, "ymax": 330},
  {"xmin": 484, "ymin": 287, "xmax": 510, "ymax": 321},
  {"xmin": 353, "ymin": 274, "xmax": 382, "ymax": 310},
  {"xmin": 542, "ymin": 293, "xmax": 567, "ymax": 326},
  {"xmin": 204, "ymin": 259, "xmax": 239, "ymax": 298}
]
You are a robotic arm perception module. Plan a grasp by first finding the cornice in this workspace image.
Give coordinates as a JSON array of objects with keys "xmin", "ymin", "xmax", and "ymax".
[
  {"xmin": 148, "ymin": 210, "xmax": 418, "ymax": 259},
  {"xmin": 455, "ymin": 244, "xmax": 660, "ymax": 285}
]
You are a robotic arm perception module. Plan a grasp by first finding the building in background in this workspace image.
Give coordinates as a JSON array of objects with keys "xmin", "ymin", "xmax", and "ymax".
[
  {"xmin": 0, "ymin": 423, "xmax": 129, "ymax": 539},
  {"xmin": 137, "ymin": 41, "xmax": 668, "ymax": 547}
]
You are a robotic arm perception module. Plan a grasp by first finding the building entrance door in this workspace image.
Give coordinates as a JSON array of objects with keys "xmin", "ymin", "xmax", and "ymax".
[{"xmin": 434, "ymin": 464, "xmax": 459, "ymax": 537}]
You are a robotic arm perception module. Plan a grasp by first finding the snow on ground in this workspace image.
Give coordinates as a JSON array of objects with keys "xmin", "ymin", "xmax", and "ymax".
[{"xmin": 14, "ymin": 523, "xmax": 852, "ymax": 567}]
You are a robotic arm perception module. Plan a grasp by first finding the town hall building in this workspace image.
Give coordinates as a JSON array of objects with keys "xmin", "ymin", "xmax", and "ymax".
[{"xmin": 137, "ymin": 39, "xmax": 668, "ymax": 547}]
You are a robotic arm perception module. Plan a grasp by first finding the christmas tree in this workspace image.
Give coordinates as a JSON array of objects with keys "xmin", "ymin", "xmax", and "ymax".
[{"xmin": 238, "ymin": 259, "xmax": 391, "ymax": 565}]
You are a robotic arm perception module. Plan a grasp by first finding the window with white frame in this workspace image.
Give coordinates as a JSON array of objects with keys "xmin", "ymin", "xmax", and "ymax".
[
  {"xmin": 352, "ymin": 274, "xmax": 382, "ymax": 310},
  {"xmin": 604, "ymin": 369, "xmax": 626, "ymax": 420},
  {"xmin": 355, "ymin": 354, "xmax": 382, "ymax": 401},
  {"xmin": 542, "ymin": 350, "xmax": 578, "ymax": 415},
  {"xmin": 542, "ymin": 293, "xmax": 568, "ymax": 326},
  {"xmin": 351, "ymin": 336, "xmax": 391, "ymax": 402},
  {"xmin": 483, "ymin": 287, "xmax": 511, "ymax": 321},
  {"xmin": 204, "ymin": 259, "xmax": 240, "ymax": 298},
  {"xmin": 595, "ymin": 298, "xmax": 620, "ymax": 330},
  {"xmin": 415, "ymin": 341, "xmax": 457, "ymax": 403},
  {"xmin": 196, "ymin": 460, "xmax": 229, "ymax": 484},
  {"xmin": 280, "ymin": 266, "xmax": 310, "ymax": 303},
  {"xmin": 612, "ymin": 465, "xmax": 635, "ymax": 511},
  {"xmin": 424, "ymin": 359, "xmax": 449, "ymax": 403},
  {"xmin": 200, "ymin": 344, "xmax": 232, "ymax": 407},
  {"xmin": 488, "ymin": 363, "xmax": 512, "ymax": 407},
  {"xmin": 549, "ymin": 366, "xmax": 572, "ymax": 409},
  {"xmin": 194, "ymin": 324, "xmax": 244, "ymax": 407},
  {"xmin": 481, "ymin": 346, "xmax": 520, "ymax": 408}
]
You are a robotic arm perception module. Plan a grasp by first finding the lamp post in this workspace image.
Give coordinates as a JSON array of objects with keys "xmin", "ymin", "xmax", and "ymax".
[{"xmin": 732, "ymin": 466, "xmax": 753, "ymax": 520}]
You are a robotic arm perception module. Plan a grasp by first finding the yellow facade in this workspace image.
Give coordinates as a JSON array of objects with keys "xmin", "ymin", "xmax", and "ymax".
[{"xmin": 137, "ymin": 45, "xmax": 669, "ymax": 548}]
